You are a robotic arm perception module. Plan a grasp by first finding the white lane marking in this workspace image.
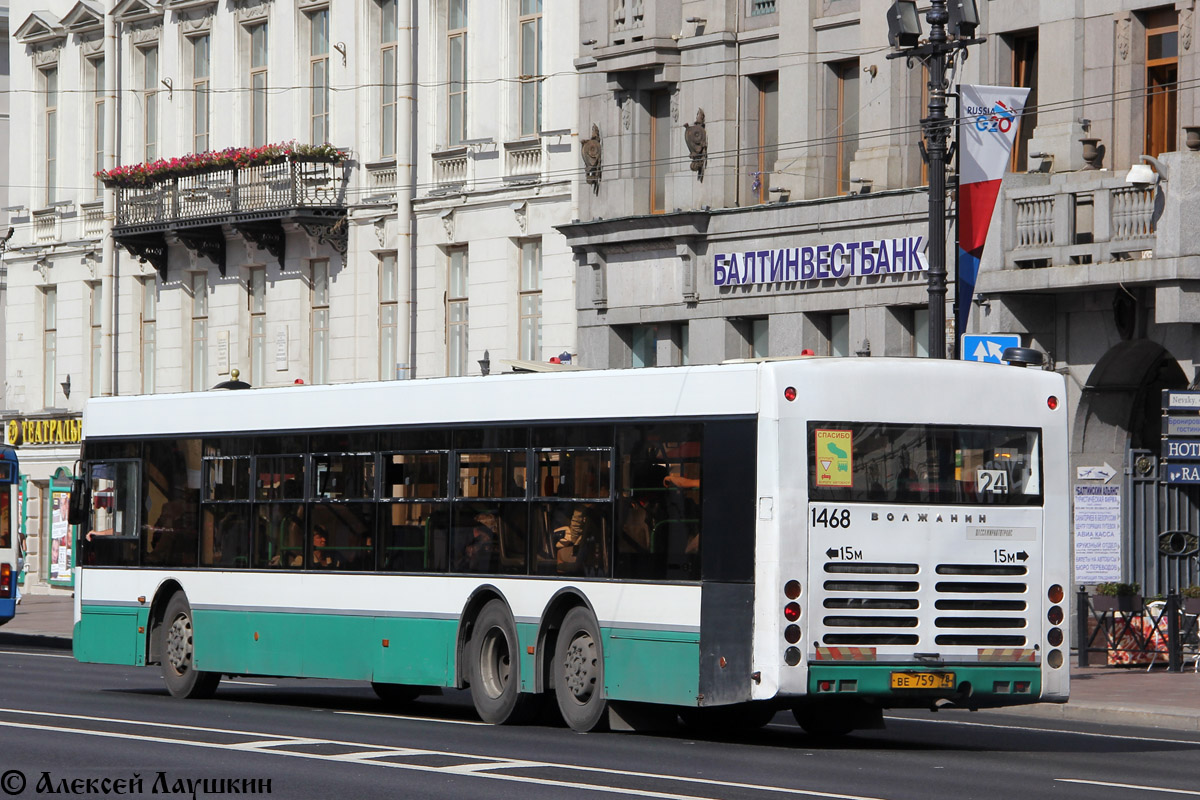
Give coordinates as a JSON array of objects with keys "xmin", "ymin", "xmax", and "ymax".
[
  {"xmin": 882, "ymin": 715, "xmax": 1200, "ymax": 746},
  {"xmin": 0, "ymin": 649, "xmax": 73, "ymax": 659},
  {"xmin": 333, "ymin": 709, "xmax": 489, "ymax": 726},
  {"xmin": 223, "ymin": 680, "xmax": 276, "ymax": 687},
  {"xmin": 1057, "ymin": 779, "xmax": 1200, "ymax": 796},
  {"xmin": 0, "ymin": 708, "xmax": 894, "ymax": 800}
]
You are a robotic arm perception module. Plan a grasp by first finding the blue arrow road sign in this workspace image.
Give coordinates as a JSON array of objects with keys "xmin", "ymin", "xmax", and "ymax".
[{"xmin": 962, "ymin": 333, "xmax": 1022, "ymax": 364}]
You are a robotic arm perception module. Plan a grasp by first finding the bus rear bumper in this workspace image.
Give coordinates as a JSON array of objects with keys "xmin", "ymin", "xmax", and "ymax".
[{"xmin": 806, "ymin": 664, "xmax": 1054, "ymax": 709}]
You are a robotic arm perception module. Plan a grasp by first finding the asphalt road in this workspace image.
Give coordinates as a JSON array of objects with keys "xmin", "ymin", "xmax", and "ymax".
[{"xmin": 1, "ymin": 645, "xmax": 1199, "ymax": 800}]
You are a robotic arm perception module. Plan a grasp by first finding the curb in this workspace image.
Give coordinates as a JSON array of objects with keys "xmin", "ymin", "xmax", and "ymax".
[
  {"xmin": 0, "ymin": 633, "xmax": 73, "ymax": 652},
  {"xmin": 977, "ymin": 701, "xmax": 1200, "ymax": 733}
]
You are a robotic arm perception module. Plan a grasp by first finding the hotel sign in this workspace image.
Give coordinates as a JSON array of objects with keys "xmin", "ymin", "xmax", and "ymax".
[
  {"xmin": 713, "ymin": 236, "xmax": 928, "ymax": 287},
  {"xmin": 5, "ymin": 416, "xmax": 83, "ymax": 447}
]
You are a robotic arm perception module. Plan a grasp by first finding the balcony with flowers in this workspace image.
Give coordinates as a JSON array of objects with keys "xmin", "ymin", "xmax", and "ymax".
[{"xmin": 100, "ymin": 141, "xmax": 350, "ymax": 276}]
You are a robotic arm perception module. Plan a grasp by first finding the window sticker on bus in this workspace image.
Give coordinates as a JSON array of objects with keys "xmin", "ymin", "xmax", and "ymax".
[
  {"xmin": 976, "ymin": 469, "xmax": 1009, "ymax": 494},
  {"xmin": 814, "ymin": 429, "xmax": 853, "ymax": 487}
]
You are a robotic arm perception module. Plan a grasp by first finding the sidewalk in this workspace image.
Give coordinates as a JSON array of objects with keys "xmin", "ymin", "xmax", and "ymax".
[{"xmin": 4, "ymin": 595, "xmax": 1200, "ymax": 733}]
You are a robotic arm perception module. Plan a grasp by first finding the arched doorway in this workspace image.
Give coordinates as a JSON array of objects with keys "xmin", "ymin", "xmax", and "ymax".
[{"xmin": 1074, "ymin": 339, "xmax": 1187, "ymax": 454}]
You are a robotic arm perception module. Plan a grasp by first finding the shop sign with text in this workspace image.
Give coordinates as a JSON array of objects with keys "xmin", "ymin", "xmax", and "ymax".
[
  {"xmin": 5, "ymin": 417, "xmax": 83, "ymax": 447},
  {"xmin": 713, "ymin": 236, "xmax": 928, "ymax": 287}
]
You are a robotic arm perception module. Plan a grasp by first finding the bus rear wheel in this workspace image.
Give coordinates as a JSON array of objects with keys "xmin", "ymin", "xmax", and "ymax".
[
  {"xmin": 792, "ymin": 701, "xmax": 882, "ymax": 737},
  {"xmin": 159, "ymin": 593, "xmax": 220, "ymax": 699},
  {"xmin": 467, "ymin": 600, "xmax": 537, "ymax": 724},
  {"xmin": 553, "ymin": 607, "xmax": 607, "ymax": 732}
]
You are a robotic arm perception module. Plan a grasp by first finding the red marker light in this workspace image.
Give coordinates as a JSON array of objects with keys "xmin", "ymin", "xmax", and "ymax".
[
  {"xmin": 1047, "ymin": 396, "xmax": 1058, "ymax": 410},
  {"xmin": 784, "ymin": 387, "xmax": 797, "ymax": 402},
  {"xmin": 784, "ymin": 602, "xmax": 801, "ymax": 622}
]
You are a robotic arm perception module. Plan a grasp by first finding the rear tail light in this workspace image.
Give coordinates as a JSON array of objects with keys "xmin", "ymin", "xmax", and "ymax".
[
  {"xmin": 784, "ymin": 602, "xmax": 801, "ymax": 622},
  {"xmin": 1048, "ymin": 584, "xmax": 1064, "ymax": 603},
  {"xmin": 0, "ymin": 563, "xmax": 10, "ymax": 599}
]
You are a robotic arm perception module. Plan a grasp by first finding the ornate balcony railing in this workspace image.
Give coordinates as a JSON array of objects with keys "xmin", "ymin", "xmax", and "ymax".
[
  {"xmin": 114, "ymin": 157, "xmax": 347, "ymax": 229},
  {"xmin": 111, "ymin": 156, "xmax": 349, "ymax": 277}
]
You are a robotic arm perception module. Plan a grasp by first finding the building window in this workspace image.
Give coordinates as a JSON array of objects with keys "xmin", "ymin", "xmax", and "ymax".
[
  {"xmin": 831, "ymin": 59, "xmax": 859, "ymax": 195},
  {"xmin": 42, "ymin": 67, "xmax": 57, "ymax": 206},
  {"xmin": 379, "ymin": 0, "xmax": 398, "ymax": 158},
  {"xmin": 309, "ymin": 8, "xmax": 330, "ymax": 145},
  {"xmin": 447, "ymin": 247, "xmax": 469, "ymax": 376},
  {"xmin": 447, "ymin": 0, "xmax": 468, "ymax": 146},
  {"xmin": 830, "ymin": 312, "xmax": 849, "ymax": 357},
  {"xmin": 750, "ymin": 0, "xmax": 776, "ymax": 15},
  {"xmin": 1009, "ymin": 31, "xmax": 1038, "ymax": 172},
  {"xmin": 649, "ymin": 90, "xmax": 671, "ymax": 214},
  {"xmin": 379, "ymin": 253, "xmax": 398, "ymax": 379},
  {"xmin": 631, "ymin": 325, "xmax": 658, "ymax": 368},
  {"xmin": 519, "ymin": 0, "xmax": 542, "ymax": 138},
  {"xmin": 750, "ymin": 73, "xmax": 778, "ymax": 204},
  {"xmin": 912, "ymin": 307, "xmax": 929, "ymax": 358},
  {"xmin": 141, "ymin": 278, "xmax": 156, "ymax": 394},
  {"xmin": 752, "ymin": 319, "xmax": 769, "ymax": 358},
  {"xmin": 249, "ymin": 23, "xmax": 269, "ymax": 148},
  {"xmin": 249, "ymin": 267, "xmax": 266, "ymax": 387},
  {"xmin": 43, "ymin": 287, "xmax": 57, "ymax": 408},
  {"xmin": 191, "ymin": 272, "xmax": 208, "ymax": 392},
  {"xmin": 519, "ymin": 239, "xmax": 542, "ymax": 360},
  {"xmin": 90, "ymin": 282, "xmax": 103, "ymax": 397},
  {"xmin": 192, "ymin": 34, "xmax": 211, "ymax": 153},
  {"xmin": 1145, "ymin": 8, "xmax": 1179, "ymax": 158},
  {"xmin": 141, "ymin": 46, "xmax": 158, "ymax": 163},
  {"xmin": 311, "ymin": 260, "xmax": 330, "ymax": 385},
  {"xmin": 88, "ymin": 58, "xmax": 104, "ymax": 197}
]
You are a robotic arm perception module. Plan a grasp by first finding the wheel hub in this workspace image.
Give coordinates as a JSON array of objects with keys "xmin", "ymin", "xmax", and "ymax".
[
  {"xmin": 479, "ymin": 627, "xmax": 511, "ymax": 699},
  {"xmin": 165, "ymin": 613, "xmax": 193, "ymax": 674},
  {"xmin": 562, "ymin": 633, "xmax": 596, "ymax": 701}
]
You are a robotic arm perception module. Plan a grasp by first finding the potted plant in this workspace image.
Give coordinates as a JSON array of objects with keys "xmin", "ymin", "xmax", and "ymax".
[{"xmin": 1092, "ymin": 581, "xmax": 1142, "ymax": 612}]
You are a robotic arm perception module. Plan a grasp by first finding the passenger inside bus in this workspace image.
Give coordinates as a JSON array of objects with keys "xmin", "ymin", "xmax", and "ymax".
[
  {"xmin": 454, "ymin": 508, "xmax": 497, "ymax": 572},
  {"xmin": 306, "ymin": 525, "xmax": 339, "ymax": 569}
]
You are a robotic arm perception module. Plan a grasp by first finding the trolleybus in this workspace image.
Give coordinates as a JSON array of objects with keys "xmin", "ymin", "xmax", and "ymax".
[
  {"xmin": 0, "ymin": 445, "xmax": 20, "ymax": 624},
  {"xmin": 71, "ymin": 356, "xmax": 1069, "ymax": 734}
]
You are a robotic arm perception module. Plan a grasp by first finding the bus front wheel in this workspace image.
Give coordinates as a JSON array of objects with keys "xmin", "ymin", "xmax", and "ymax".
[
  {"xmin": 553, "ymin": 607, "xmax": 608, "ymax": 732},
  {"xmin": 467, "ymin": 600, "xmax": 537, "ymax": 724},
  {"xmin": 159, "ymin": 593, "xmax": 220, "ymax": 699}
]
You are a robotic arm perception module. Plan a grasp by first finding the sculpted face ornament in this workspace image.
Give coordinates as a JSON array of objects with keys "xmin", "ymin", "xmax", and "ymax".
[
  {"xmin": 581, "ymin": 124, "xmax": 603, "ymax": 192},
  {"xmin": 685, "ymin": 109, "xmax": 707, "ymax": 181}
]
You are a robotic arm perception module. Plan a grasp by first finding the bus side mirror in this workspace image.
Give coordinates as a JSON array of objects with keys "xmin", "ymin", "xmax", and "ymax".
[{"xmin": 68, "ymin": 478, "xmax": 89, "ymax": 526}]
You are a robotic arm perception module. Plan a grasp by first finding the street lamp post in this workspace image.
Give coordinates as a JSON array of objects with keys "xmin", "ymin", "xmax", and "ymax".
[{"xmin": 887, "ymin": 0, "xmax": 984, "ymax": 359}]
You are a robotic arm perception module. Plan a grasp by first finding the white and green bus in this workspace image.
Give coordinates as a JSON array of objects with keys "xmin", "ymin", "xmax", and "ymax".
[{"xmin": 71, "ymin": 356, "xmax": 1069, "ymax": 734}]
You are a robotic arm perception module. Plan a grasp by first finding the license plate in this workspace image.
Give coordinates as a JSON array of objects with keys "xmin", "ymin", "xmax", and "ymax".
[{"xmin": 890, "ymin": 671, "xmax": 956, "ymax": 690}]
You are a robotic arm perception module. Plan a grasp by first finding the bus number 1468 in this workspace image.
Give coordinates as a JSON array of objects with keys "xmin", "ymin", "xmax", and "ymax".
[{"xmin": 811, "ymin": 508, "xmax": 851, "ymax": 529}]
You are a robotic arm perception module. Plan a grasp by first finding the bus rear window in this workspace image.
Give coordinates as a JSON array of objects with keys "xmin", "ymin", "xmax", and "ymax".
[{"xmin": 807, "ymin": 422, "xmax": 1043, "ymax": 506}]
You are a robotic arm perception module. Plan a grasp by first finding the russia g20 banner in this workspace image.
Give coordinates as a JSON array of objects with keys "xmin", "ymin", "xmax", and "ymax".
[{"xmin": 957, "ymin": 84, "xmax": 1030, "ymax": 339}]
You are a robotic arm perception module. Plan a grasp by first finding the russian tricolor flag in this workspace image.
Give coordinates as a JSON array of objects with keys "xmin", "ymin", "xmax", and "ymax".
[{"xmin": 957, "ymin": 85, "xmax": 1030, "ymax": 343}]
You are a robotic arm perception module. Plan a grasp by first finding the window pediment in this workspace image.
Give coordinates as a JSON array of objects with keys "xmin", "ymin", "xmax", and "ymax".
[
  {"xmin": 60, "ymin": 1, "xmax": 103, "ymax": 34},
  {"xmin": 15, "ymin": 12, "xmax": 65, "ymax": 45},
  {"xmin": 110, "ymin": 0, "xmax": 163, "ymax": 24}
]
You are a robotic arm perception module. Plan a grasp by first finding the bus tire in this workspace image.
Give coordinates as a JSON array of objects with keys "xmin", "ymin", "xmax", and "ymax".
[
  {"xmin": 159, "ymin": 593, "xmax": 220, "ymax": 699},
  {"xmin": 371, "ymin": 682, "xmax": 420, "ymax": 706},
  {"xmin": 553, "ymin": 606, "xmax": 608, "ymax": 732},
  {"xmin": 467, "ymin": 600, "xmax": 536, "ymax": 724}
]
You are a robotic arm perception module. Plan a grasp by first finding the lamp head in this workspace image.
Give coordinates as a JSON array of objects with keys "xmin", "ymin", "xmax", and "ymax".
[
  {"xmin": 947, "ymin": 0, "xmax": 980, "ymax": 38},
  {"xmin": 887, "ymin": 1, "xmax": 922, "ymax": 48}
]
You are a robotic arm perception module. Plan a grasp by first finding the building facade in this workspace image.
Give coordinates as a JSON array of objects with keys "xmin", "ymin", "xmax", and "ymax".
[
  {"xmin": 1, "ymin": 0, "xmax": 579, "ymax": 594},
  {"xmin": 560, "ymin": 0, "xmax": 1200, "ymax": 590}
]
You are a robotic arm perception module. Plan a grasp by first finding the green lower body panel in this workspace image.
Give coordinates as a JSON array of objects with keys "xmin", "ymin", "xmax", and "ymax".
[
  {"xmin": 603, "ymin": 628, "xmax": 700, "ymax": 707},
  {"xmin": 75, "ymin": 604, "xmax": 701, "ymax": 706},
  {"xmin": 807, "ymin": 664, "xmax": 1044, "ymax": 708},
  {"xmin": 74, "ymin": 607, "xmax": 149, "ymax": 666}
]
